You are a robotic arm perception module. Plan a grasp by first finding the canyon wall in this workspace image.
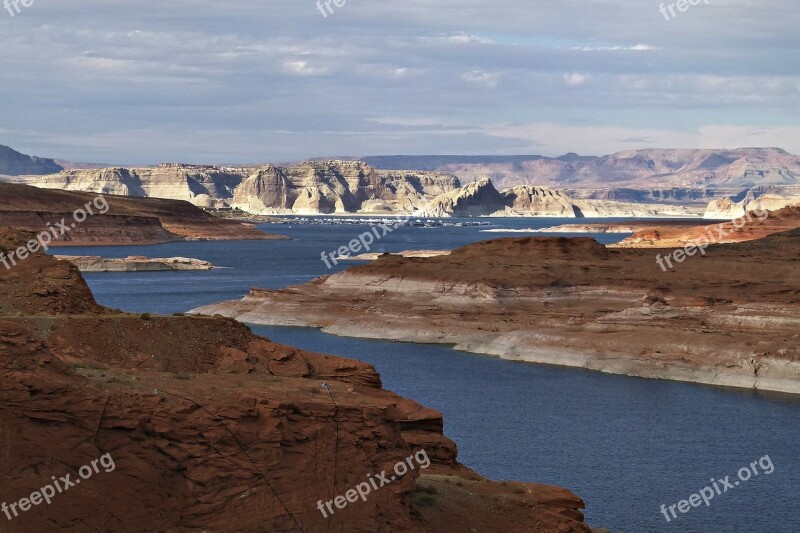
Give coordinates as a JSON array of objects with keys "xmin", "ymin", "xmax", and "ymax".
[
  {"xmin": 0, "ymin": 228, "xmax": 591, "ymax": 532},
  {"xmin": 0, "ymin": 144, "xmax": 63, "ymax": 176},
  {"xmin": 10, "ymin": 146, "xmax": 800, "ymax": 218},
  {"xmin": 193, "ymin": 223, "xmax": 800, "ymax": 395},
  {"xmin": 12, "ymin": 160, "xmax": 703, "ymax": 217},
  {"xmin": 362, "ymin": 148, "xmax": 800, "ymax": 191},
  {"xmin": 10, "ymin": 161, "xmax": 462, "ymax": 216},
  {"xmin": 703, "ymin": 185, "xmax": 800, "ymax": 219},
  {"xmin": 0, "ymin": 183, "xmax": 279, "ymax": 244}
]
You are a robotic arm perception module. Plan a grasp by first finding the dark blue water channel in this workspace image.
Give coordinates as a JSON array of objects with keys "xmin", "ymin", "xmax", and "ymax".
[{"xmin": 57, "ymin": 218, "xmax": 800, "ymax": 532}]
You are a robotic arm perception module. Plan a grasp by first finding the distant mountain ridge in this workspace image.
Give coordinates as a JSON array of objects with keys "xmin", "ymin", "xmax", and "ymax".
[
  {"xmin": 356, "ymin": 153, "xmax": 597, "ymax": 170},
  {"xmin": 0, "ymin": 144, "xmax": 63, "ymax": 176},
  {"xmin": 355, "ymin": 148, "xmax": 800, "ymax": 193},
  {"xmin": 4, "ymin": 160, "xmax": 466, "ymax": 215},
  {"xmin": 4, "ymin": 144, "xmax": 800, "ymax": 219},
  {"xmin": 4, "ymin": 160, "xmax": 701, "ymax": 218}
]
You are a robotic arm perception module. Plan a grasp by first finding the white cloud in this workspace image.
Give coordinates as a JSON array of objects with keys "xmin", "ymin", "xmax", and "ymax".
[
  {"xmin": 438, "ymin": 32, "xmax": 494, "ymax": 44},
  {"xmin": 483, "ymin": 123, "xmax": 800, "ymax": 156},
  {"xmin": 283, "ymin": 60, "xmax": 327, "ymax": 76},
  {"xmin": 461, "ymin": 70, "xmax": 500, "ymax": 88},
  {"xmin": 563, "ymin": 72, "xmax": 591, "ymax": 87},
  {"xmin": 0, "ymin": 0, "xmax": 797, "ymax": 162},
  {"xmin": 571, "ymin": 43, "xmax": 659, "ymax": 52}
]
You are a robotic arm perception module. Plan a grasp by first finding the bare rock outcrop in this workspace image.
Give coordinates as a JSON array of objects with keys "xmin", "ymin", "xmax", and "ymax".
[
  {"xmin": 0, "ymin": 144, "xmax": 63, "ymax": 176},
  {"xmin": 703, "ymin": 185, "xmax": 800, "ymax": 219},
  {"xmin": 232, "ymin": 161, "xmax": 463, "ymax": 215},
  {"xmin": 0, "ymin": 228, "xmax": 591, "ymax": 532},
  {"xmin": 615, "ymin": 205, "xmax": 800, "ymax": 249},
  {"xmin": 231, "ymin": 164, "xmax": 294, "ymax": 213},
  {"xmin": 419, "ymin": 178, "xmax": 506, "ymax": 217},
  {"xmin": 15, "ymin": 161, "xmax": 463, "ymax": 216},
  {"xmin": 15, "ymin": 164, "xmax": 245, "ymax": 207},
  {"xmin": 367, "ymin": 148, "xmax": 800, "ymax": 191},
  {"xmin": 194, "ymin": 230, "xmax": 800, "ymax": 395},
  {"xmin": 499, "ymin": 186, "xmax": 580, "ymax": 217},
  {"xmin": 0, "ymin": 183, "xmax": 280, "ymax": 245},
  {"xmin": 56, "ymin": 255, "xmax": 215, "ymax": 272},
  {"xmin": 5, "ymin": 155, "xmax": 728, "ymax": 217}
]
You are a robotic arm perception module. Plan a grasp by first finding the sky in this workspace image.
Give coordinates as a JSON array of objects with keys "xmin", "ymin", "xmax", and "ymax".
[{"xmin": 1, "ymin": 0, "xmax": 799, "ymax": 164}]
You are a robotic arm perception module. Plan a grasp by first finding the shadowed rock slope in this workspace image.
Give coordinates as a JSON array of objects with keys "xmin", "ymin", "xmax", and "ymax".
[
  {"xmin": 614, "ymin": 206, "xmax": 800, "ymax": 249},
  {"xmin": 0, "ymin": 183, "xmax": 281, "ymax": 244},
  {"xmin": 0, "ymin": 144, "xmax": 63, "ymax": 176},
  {"xmin": 195, "ymin": 226, "xmax": 800, "ymax": 394},
  {"xmin": 0, "ymin": 229, "xmax": 590, "ymax": 532}
]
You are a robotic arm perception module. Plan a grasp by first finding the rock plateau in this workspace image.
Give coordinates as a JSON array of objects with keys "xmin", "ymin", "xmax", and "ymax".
[
  {"xmin": 194, "ymin": 214, "xmax": 800, "ymax": 395},
  {"xmin": 0, "ymin": 228, "xmax": 591, "ymax": 532}
]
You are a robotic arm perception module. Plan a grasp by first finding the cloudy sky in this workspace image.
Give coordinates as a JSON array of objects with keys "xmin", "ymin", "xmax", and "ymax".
[{"xmin": 1, "ymin": 0, "xmax": 798, "ymax": 164}]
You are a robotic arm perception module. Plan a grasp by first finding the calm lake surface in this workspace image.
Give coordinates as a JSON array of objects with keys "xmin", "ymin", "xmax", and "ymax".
[{"xmin": 58, "ymin": 218, "xmax": 800, "ymax": 532}]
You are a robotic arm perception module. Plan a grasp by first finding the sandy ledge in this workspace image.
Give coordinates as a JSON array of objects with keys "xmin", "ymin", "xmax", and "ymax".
[
  {"xmin": 56, "ymin": 255, "xmax": 216, "ymax": 272},
  {"xmin": 194, "ymin": 295, "xmax": 800, "ymax": 396},
  {"xmin": 192, "ymin": 216, "xmax": 800, "ymax": 396}
]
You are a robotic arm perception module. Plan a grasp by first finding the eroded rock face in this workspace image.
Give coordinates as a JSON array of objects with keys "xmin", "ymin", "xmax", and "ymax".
[
  {"xmin": 0, "ymin": 183, "xmax": 279, "ymax": 244},
  {"xmin": 15, "ymin": 161, "xmax": 464, "ymax": 216},
  {"xmin": 10, "ymin": 157, "xmax": 715, "ymax": 217},
  {"xmin": 500, "ymin": 186, "xmax": 580, "ymax": 217},
  {"xmin": 21, "ymin": 164, "xmax": 245, "ymax": 207},
  {"xmin": 419, "ymin": 178, "xmax": 506, "ymax": 217},
  {"xmin": 615, "ymin": 205, "xmax": 800, "ymax": 249},
  {"xmin": 232, "ymin": 161, "xmax": 465, "ymax": 215},
  {"xmin": 194, "ymin": 227, "xmax": 800, "ymax": 395},
  {"xmin": 0, "ymin": 229, "xmax": 591, "ymax": 532},
  {"xmin": 703, "ymin": 186, "xmax": 800, "ymax": 219},
  {"xmin": 368, "ymin": 148, "xmax": 800, "ymax": 190},
  {"xmin": 55, "ymin": 255, "xmax": 215, "ymax": 272},
  {"xmin": 0, "ymin": 144, "xmax": 63, "ymax": 176},
  {"xmin": 417, "ymin": 181, "xmax": 702, "ymax": 218},
  {"xmin": 231, "ymin": 165, "xmax": 294, "ymax": 213},
  {"xmin": 10, "ymin": 159, "xmax": 706, "ymax": 218}
]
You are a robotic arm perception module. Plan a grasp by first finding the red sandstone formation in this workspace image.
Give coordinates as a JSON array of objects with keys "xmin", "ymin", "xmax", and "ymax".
[
  {"xmin": 0, "ymin": 229, "xmax": 590, "ymax": 532},
  {"xmin": 195, "ymin": 215, "xmax": 800, "ymax": 395},
  {"xmin": 613, "ymin": 205, "xmax": 800, "ymax": 248},
  {"xmin": 0, "ymin": 183, "xmax": 283, "ymax": 244}
]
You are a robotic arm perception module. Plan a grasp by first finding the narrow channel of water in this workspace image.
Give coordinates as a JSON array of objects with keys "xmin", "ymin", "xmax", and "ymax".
[{"xmin": 62, "ymin": 219, "xmax": 799, "ymax": 532}]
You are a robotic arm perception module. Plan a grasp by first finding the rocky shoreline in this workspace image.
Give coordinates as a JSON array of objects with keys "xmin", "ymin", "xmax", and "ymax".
[
  {"xmin": 56, "ymin": 255, "xmax": 216, "ymax": 272},
  {"xmin": 342, "ymin": 250, "xmax": 451, "ymax": 261},
  {"xmin": 193, "ymin": 221, "xmax": 800, "ymax": 396},
  {"xmin": 0, "ymin": 182, "xmax": 285, "ymax": 245},
  {"xmin": 0, "ymin": 228, "xmax": 593, "ymax": 532},
  {"xmin": 500, "ymin": 220, "xmax": 709, "ymax": 234}
]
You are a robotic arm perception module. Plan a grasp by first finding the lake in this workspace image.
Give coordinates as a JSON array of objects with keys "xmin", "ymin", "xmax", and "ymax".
[{"xmin": 58, "ymin": 218, "xmax": 800, "ymax": 532}]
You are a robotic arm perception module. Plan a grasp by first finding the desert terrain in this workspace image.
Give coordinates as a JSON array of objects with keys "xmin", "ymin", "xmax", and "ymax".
[
  {"xmin": 0, "ymin": 227, "xmax": 592, "ymax": 532},
  {"xmin": 195, "ymin": 208, "xmax": 800, "ymax": 395},
  {"xmin": 0, "ymin": 183, "xmax": 281, "ymax": 245}
]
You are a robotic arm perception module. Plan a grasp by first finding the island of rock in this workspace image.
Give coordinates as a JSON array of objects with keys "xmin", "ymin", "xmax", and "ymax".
[
  {"xmin": 56, "ymin": 255, "xmax": 216, "ymax": 272},
  {"xmin": 194, "ymin": 209, "xmax": 800, "ymax": 395},
  {"xmin": 0, "ymin": 228, "xmax": 592, "ymax": 532}
]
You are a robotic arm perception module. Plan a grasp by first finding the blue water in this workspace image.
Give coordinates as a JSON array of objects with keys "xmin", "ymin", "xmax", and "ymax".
[
  {"xmin": 63, "ymin": 217, "xmax": 631, "ymax": 314},
  {"xmin": 57, "ymin": 218, "xmax": 800, "ymax": 532}
]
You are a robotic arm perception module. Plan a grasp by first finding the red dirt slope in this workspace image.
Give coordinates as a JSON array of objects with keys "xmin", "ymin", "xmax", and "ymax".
[
  {"xmin": 0, "ymin": 229, "xmax": 590, "ymax": 532},
  {"xmin": 0, "ymin": 183, "xmax": 283, "ymax": 244}
]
